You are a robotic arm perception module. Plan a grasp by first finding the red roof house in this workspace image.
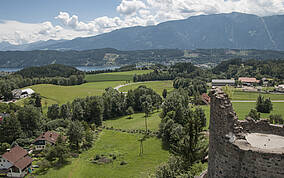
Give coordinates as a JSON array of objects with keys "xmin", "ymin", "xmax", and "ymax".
[
  {"xmin": 201, "ymin": 93, "xmax": 211, "ymax": 105},
  {"xmin": 34, "ymin": 131, "xmax": 64, "ymax": 151},
  {"xmin": 1, "ymin": 146, "xmax": 32, "ymax": 177},
  {"xmin": 238, "ymin": 77, "xmax": 260, "ymax": 85}
]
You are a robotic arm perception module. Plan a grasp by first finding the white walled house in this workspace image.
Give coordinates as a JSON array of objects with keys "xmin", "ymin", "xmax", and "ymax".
[
  {"xmin": 33, "ymin": 131, "xmax": 61, "ymax": 151},
  {"xmin": 0, "ymin": 146, "xmax": 32, "ymax": 178}
]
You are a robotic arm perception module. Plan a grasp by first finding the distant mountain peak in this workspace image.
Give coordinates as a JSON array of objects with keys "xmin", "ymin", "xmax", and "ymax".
[{"xmin": 1, "ymin": 12, "xmax": 284, "ymax": 51}]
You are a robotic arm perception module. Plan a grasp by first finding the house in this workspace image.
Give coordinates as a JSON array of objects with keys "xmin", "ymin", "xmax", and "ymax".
[
  {"xmin": 238, "ymin": 77, "xmax": 260, "ymax": 86},
  {"xmin": 12, "ymin": 88, "xmax": 35, "ymax": 99},
  {"xmin": 201, "ymin": 93, "xmax": 211, "ymax": 105},
  {"xmin": 33, "ymin": 131, "xmax": 61, "ymax": 151},
  {"xmin": 0, "ymin": 146, "xmax": 32, "ymax": 178},
  {"xmin": 212, "ymin": 79, "xmax": 235, "ymax": 86},
  {"xmin": 0, "ymin": 113, "xmax": 10, "ymax": 124},
  {"xmin": 275, "ymin": 85, "xmax": 284, "ymax": 93}
]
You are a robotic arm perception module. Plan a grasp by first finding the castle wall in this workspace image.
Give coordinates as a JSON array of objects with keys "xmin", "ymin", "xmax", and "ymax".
[{"xmin": 208, "ymin": 88, "xmax": 284, "ymax": 178}]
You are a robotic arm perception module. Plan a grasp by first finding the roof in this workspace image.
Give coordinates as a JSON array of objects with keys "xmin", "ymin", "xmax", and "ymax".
[
  {"xmin": 202, "ymin": 93, "xmax": 211, "ymax": 104},
  {"xmin": 212, "ymin": 79, "xmax": 235, "ymax": 83},
  {"xmin": 35, "ymin": 131, "xmax": 60, "ymax": 144},
  {"xmin": 238, "ymin": 77, "xmax": 259, "ymax": 83},
  {"xmin": 21, "ymin": 88, "xmax": 35, "ymax": 95},
  {"xmin": 14, "ymin": 156, "xmax": 33, "ymax": 170},
  {"xmin": 2, "ymin": 146, "xmax": 28, "ymax": 164}
]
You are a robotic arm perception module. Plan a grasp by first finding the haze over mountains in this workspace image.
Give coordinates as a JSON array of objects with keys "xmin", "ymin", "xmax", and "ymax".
[{"xmin": 1, "ymin": 12, "xmax": 284, "ymax": 51}]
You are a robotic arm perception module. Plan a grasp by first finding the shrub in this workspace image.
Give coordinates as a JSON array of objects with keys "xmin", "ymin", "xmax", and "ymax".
[{"xmin": 247, "ymin": 109, "xmax": 260, "ymax": 121}]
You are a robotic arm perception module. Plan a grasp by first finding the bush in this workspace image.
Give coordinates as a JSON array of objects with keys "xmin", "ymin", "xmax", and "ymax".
[
  {"xmin": 269, "ymin": 114, "xmax": 283, "ymax": 124},
  {"xmin": 247, "ymin": 109, "xmax": 260, "ymax": 121},
  {"xmin": 256, "ymin": 95, "xmax": 273, "ymax": 113}
]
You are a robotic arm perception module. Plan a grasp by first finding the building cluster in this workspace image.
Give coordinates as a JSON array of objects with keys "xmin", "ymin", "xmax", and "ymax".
[
  {"xmin": 0, "ymin": 131, "xmax": 61, "ymax": 177},
  {"xmin": 11, "ymin": 88, "xmax": 35, "ymax": 100},
  {"xmin": 212, "ymin": 77, "xmax": 284, "ymax": 93}
]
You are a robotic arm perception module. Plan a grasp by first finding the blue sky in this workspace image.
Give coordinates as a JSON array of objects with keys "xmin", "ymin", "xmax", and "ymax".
[
  {"xmin": 0, "ymin": 0, "xmax": 120, "ymax": 23},
  {"xmin": 0, "ymin": 0, "xmax": 283, "ymax": 45}
]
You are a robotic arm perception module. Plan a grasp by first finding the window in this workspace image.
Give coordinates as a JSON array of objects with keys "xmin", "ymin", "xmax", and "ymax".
[{"xmin": 3, "ymin": 160, "xmax": 5, "ymax": 162}]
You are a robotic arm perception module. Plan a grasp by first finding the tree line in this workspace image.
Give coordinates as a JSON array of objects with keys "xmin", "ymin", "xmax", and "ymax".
[
  {"xmin": 156, "ymin": 88, "xmax": 208, "ymax": 177},
  {"xmin": 0, "ymin": 85, "xmax": 161, "ymax": 153}
]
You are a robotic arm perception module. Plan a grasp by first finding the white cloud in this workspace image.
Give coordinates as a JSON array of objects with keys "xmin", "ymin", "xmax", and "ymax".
[
  {"xmin": 0, "ymin": 0, "xmax": 284, "ymax": 45},
  {"xmin": 117, "ymin": 0, "xmax": 146, "ymax": 15}
]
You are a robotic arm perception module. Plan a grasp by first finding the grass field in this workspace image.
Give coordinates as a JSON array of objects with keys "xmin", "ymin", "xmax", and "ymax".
[
  {"xmin": 232, "ymin": 102, "xmax": 284, "ymax": 120},
  {"xmin": 37, "ymin": 130, "xmax": 169, "ymax": 178},
  {"xmin": 85, "ymin": 70, "xmax": 152, "ymax": 82},
  {"xmin": 231, "ymin": 91, "xmax": 284, "ymax": 100},
  {"xmin": 27, "ymin": 81, "xmax": 123, "ymax": 105},
  {"xmin": 104, "ymin": 111, "xmax": 162, "ymax": 131},
  {"xmin": 119, "ymin": 81, "xmax": 174, "ymax": 96}
]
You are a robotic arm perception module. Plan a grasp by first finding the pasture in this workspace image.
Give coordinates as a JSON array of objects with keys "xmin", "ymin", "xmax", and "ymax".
[
  {"xmin": 231, "ymin": 90, "xmax": 284, "ymax": 101},
  {"xmin": 27, "ymin": 81, "xmax": 123, "ymax": 105},
  {"xmin": 37, "ymin": 130, "xmax": 169, "ymax": 178},
  {"xmin": 104, "ymin": 111, "xmax": 162, "ymax": 131},
  {"xmin": 119, "ymin": 80, "xmax": 174, "ymax": 96},
  {"xmin": 85, "ymin": 70, "xmax": 152, "ymax": 82}
]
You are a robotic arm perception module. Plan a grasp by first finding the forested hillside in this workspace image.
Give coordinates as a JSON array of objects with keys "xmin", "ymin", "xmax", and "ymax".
[{"xmin": 1, "ymin": 48, "xmax": 284, "ymax": 68}]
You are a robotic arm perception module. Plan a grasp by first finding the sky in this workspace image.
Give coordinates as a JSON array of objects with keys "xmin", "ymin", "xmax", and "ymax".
[{"xmin": 0, "ymin": 0, "xmax": 284, "ymax": 45}]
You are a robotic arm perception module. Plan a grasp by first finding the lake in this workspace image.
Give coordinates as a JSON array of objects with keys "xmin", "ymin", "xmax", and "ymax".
[{"xmin": 0, "ymin": 66, "xmax": 120, "ymax": 72}]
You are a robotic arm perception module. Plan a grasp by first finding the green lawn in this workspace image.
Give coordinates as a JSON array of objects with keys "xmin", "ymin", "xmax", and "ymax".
[
  {"xmin": 119, "ymin": 81, "xmax": 174, "ymax": 96},
  {"xmin": 232, "ymin": 102, "xmax": 284, "ymax": 120},
  {"xmin": 231, "ymin": 91, "xmax": 284, "ymax": 100},
  {"xmin": 37, "ymin": 130, "xmax": 169, "ymax": 178},
  {"xmin": 27, "ymin": 81, "xmax": 123, "ymax": 105},
  {"xmin": 104, "ymin": 111, "xmax": 162, "ymax": 131},
  {"xmin": 85, "ymin": 70, "xmax": 152, "ymax": 82}
]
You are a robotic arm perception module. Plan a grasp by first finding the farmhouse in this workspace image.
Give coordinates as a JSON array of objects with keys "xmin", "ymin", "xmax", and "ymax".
[
  {"xmin": 0, "ymin": 146, "xmax": 32, "ymax": 178},
  {"xmin": 238, "ymin": 77, "xmax": 260, "ymax": 86},
  {"xmin": 12, "ymin": 88, "xmax": 35, "ymax": 99},
  {"xmin": 212, "ymin": 79, "xmax": 235, "ymax": 86},
  {"xmin": 275, "ymin": 84, "xmax": 284, "ymax": 93},
  {"xmin": 33, "ymin": 131, "xmax": 61, "ymax": 151}
]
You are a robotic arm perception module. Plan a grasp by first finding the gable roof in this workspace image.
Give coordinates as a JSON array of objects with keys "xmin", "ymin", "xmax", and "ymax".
[
  {"xmin": 14, "ymin": 156, "xmax": 33, "ymax": 170},
  {"xmin": 35, "ymin": 131, "xmax": 60, "ymax": 144},
  {"xmin": 238, "ymin": 77, "xmax": 259, "ymax": 83},
  {"xmin": 2, "ymin": 146, "xmax": 27, "ymax": 164},
  {"xmin": 21, "ymin": 88, "xmax": 35, "ymax": 95}
]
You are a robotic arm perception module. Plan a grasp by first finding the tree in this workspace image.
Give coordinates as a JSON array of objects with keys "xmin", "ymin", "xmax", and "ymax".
[
  {"xmin": 142, "ymin": 95, "xmax": 153, "ymax": 133},
  {"xmin": 0, "ymin": 143, "xmax": 10, "ymax": 154},
  {"xmin": 247, "ymin": 109, "xmax": 260, "ymax": 120},
  {"xmin": 32, "ymin": 93, "xmax": 42, "ymax": 108},
  {"xmin": 71, "ymin": 102, "xmax": 84, "ymax": 121},
  {"xmin": 256, "ymin": 95, "xmax": 273, "ymax": 113},
  {"xmin": 162, "ymin": 89, "xmax": 167, "ymax": 99},
  {"xmin": 67, "ymin": 120, "xmax": 84, "ymax": 151},
  {"xmin": 60, "ymin": 104, "xmax": 71, "ymax": 119},
  {"xmin": 126, "ymin": 106, "xmax": 134, "ymax": 119},
  {"xmin": 84, "ymin": 128, "xmax": 94, "ymax": 148},
  {"xmin": 54, "ymin": 135, "xmax": 69, "ymax": 164},
  {"xmin": 17, "ymin": 105, "xmax": 42, "ymax": 137},
  {"xmin": 0, "ymin": 115, "xmax": 23, "ymax": 144},
  {"xmin": 47, "ymin": 104, "xmax": 60, "ymax": 119}
]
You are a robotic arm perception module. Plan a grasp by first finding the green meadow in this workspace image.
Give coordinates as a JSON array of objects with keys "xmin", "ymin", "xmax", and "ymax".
[
  {"xmin": 232, "ymin": 102, "xmax": 284, "ymax": 120},
  {"xmin": 27, "ymin": 81, "xmax": 123, "ymax": 105},
  {"xmin": 231, "ymin": 90, "xmax": 284, "ymax": 100},
  {"xmin": 85, "ymin": 70, "xmax": 152, "ymax": 82},
  {"xmin": 37, "ymin": 130, "xmax": 169, "ymax": 178},
  {"xmin": 119, "ymin": 80, "xmax": 174, "ymax": 96},
  {"xmin": 104, "ymin": 111, "xmax": 162, "ymax": 131}
]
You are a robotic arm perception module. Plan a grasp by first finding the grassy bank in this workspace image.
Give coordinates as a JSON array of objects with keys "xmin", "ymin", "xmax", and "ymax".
[{"xmin": 37, "ymin": 130, "xmax": 169, "ymax": 178}]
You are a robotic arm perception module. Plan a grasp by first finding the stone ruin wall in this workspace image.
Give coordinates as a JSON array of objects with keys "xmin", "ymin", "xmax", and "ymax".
[{"xmin": 207, "ymin": 88, "xmax": 284, "ymax": 178}]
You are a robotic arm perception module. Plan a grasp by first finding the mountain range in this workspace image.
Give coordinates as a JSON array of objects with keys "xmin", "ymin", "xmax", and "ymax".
[{"xmin": 1, "ymin": 12, "xmax": 284, "ymax": 51}]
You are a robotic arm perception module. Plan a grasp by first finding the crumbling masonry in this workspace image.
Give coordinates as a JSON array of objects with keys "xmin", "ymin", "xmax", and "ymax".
[{"xmin": 208, "ymin": 88, "xmax": 284, "ymax": 178}]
